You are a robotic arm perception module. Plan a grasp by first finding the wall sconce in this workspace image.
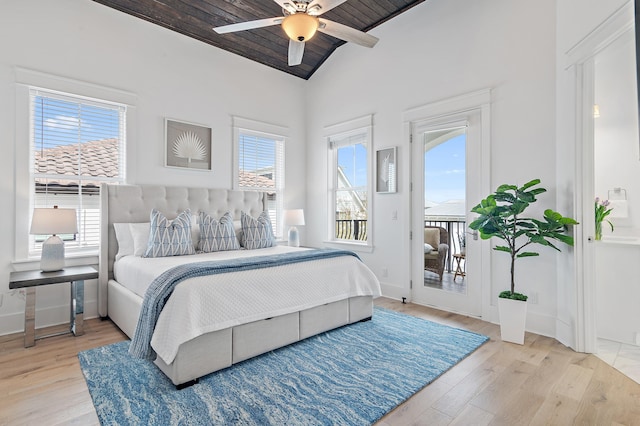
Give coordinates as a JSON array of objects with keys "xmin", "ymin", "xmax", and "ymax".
[
  {"xmin": 284, "ymin": 209, "xmax": 305, "ymax": 247},
  {"xmin": 593, "ymin": 104, "xmax": 601, "ymax": 118},
  {"xmin": 30, "ymin": 206, "xmax": 78, "ymax": 272}
]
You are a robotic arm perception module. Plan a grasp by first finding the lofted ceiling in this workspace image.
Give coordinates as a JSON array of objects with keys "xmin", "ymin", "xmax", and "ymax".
[{"xmin": 92, "ymin": 0, "xmax": 425, "ymax": 80}]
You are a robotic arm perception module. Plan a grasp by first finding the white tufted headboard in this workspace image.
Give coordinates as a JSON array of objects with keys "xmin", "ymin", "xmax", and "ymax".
[{"xmin": 98, "ymin": 183, "xmax": 267, "ymax": 317}]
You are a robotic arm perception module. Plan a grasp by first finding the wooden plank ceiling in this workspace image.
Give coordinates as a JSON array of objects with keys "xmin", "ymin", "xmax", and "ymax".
[{"xmin": 92, "ymin": 0, "xmax": 425, "ymax": 80}]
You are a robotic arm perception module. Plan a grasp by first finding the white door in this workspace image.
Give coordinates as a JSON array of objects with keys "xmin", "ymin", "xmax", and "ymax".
[{"xmin": 410, "ymin": 108, "xmax": 486, "ymax": 317}]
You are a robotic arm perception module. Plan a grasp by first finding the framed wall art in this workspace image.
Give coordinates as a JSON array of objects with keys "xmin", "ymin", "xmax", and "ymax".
[
  {"xmin": 376, "ymin": 147, "xmax": 397, "ymax": 193},
  {"xmin": 165, "ymin": 118, "xmax": 212, "ymax": 170}
]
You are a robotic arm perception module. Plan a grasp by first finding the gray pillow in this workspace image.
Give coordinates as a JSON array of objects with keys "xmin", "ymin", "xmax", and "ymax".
[
  {"xmin": 241, "ymin": 211, "xmax": 276, "ymax": 249},
  {"xmin": 143, "ymin": 209, "xmax": 196, "ymax": 258},
  {"xmin": 198, "ymin": 211, "xmax": 240, "ymax": 252}
]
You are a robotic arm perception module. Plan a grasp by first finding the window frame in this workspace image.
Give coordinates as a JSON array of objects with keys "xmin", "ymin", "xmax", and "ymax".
[
  {"xmin": 14, "ymin": 69, "xmax": 135, "ymax": 262},
  {"xmin": 325, "ymin": 115, "xmax": 373, "ymax": 250},
  {"xmin": 232, "ymin": 116, "xmax": 287, "ymax": 239}
]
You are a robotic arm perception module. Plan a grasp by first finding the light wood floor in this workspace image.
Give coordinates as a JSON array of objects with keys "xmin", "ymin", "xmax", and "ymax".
[{"xmin": 1, "ymin": 298, "xmax": 639, "ymax": 425}]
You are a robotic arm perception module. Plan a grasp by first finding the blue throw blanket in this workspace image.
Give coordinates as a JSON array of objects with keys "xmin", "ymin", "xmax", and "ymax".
[{"xmin": 129, "ymin": 248, "xmax": 361, "ymax": 360}]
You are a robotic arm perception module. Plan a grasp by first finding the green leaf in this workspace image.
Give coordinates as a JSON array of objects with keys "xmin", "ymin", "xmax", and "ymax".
[
  {"xmin": 560, "ymin": 217, "xmax": 579, "ymax": 225},
  {"xmin": 494, "ymin": 193, "xmax": 517, "ymax": 203},
  {"xmin": 527, "ymin": 187, "xmax": 547, "ymax": 196},
  {"xmin": 519, "ymin": 192, "xmax": 536, "ymax": 203},
  {"xmin": 496, "ymin": 184, "xmax": 518, "ymax": 192},
  {"xmin": 520, "ymin": 179, "xmax": 541, "ymax": 190},
  {"xmin": 517, "ymin": 252, "xmax": 539, "ymax": 258},
  {"xmin": 543, "ymin": 209, "xmax": 562, "ymax": 222},
  {"xmin": 554, "ymin": 234, "xmax": 574, "ymax": 246},
  {"xmin": 494, "ymin": 246, "xmax": 511, "ymax": 253}
]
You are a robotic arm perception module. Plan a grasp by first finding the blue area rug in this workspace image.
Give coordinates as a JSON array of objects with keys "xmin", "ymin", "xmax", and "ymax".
[{"xmin": 79, "ymin": 307, "xmax": 488, "ymax": 425}]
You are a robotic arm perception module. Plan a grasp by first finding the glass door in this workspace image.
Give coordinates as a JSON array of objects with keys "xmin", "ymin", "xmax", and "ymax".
[{"xmin": 411, "ymin": 112, "xmax": 483, "ymax": 317}]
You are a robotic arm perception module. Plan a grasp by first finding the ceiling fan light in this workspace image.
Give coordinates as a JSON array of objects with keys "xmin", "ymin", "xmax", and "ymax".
[{"xmin": 282, "ymin": 13, "xmax": 319, "ymax": 42}]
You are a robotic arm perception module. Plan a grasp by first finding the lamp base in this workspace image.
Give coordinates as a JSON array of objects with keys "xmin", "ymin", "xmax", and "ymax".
[
  {"xmin": 40, "ymin": 235, "xmax": 65, "ymax": 272},
  {"xmin": 288, "ymin": 226, "xmax": 300, "ymax": 247}
]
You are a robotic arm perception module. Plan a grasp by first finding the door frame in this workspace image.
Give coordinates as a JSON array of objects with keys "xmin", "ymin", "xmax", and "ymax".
[
  {"xmin": 563, "ymin": 2, "xmax": 635, "ymax": 353},
  {"xmin": 402, "ymin": 89, "xmax": 492, "ymax": 320}
]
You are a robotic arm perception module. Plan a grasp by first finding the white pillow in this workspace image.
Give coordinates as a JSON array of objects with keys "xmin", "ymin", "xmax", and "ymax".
[
  {"xmin": 424, "ymin": 243, "xmax": 435, "ymax": 253},
  {"xmin": 130, "ymin": 222, "xmax": 151, "ymax": 257},
  {"xmin": 113, "ymin": 223, "xmax": 135, "ymax": 261}
]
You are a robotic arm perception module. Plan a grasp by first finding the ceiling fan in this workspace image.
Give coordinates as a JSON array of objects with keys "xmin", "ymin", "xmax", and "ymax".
[{"xmin": 213, "ymin": 0, "xmax": 379, "ymax": 66}]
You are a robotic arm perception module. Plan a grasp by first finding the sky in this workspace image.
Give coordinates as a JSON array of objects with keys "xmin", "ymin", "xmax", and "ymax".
[
  {"xmin": 337, "ymin": 143, "xmax": 367, "ymax": 188},
  {"xmin": 425, "ymin": 134, "xmax": 466, "ymax": 203},
  {"xmin": 335, "ymin": 134, "xmax": 465, "ymax": 204},
  {"xmin": 33, "ymin": 95, "xmax": 121, "ymax": 148}
]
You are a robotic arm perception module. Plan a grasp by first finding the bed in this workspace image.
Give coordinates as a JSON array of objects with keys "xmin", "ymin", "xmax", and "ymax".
[{"xmin": 98, "ymin": 184, "xmax": 381, "ymax": 387}]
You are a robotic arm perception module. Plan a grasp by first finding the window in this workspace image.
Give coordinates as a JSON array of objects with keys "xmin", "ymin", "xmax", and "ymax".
[
  {"xmin": 29, "ymin": 88, "xmax": 126, "ymax": 255},
  {"xmin": 233, "ymin": 119, "xmax": 286, "ymax": 239},
  {"xmin": 327, "ymin": 117, "xmax": 372, "ymax": 245}
]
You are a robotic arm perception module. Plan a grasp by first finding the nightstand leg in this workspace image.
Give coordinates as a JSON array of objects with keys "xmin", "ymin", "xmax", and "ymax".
[
  {"xmin": 70, "ymin": 280, "xmax": 84, "ymax": 336},
  {"xmin": 24, "ymin": 288, "xmax": 36, "ymax": 348}
]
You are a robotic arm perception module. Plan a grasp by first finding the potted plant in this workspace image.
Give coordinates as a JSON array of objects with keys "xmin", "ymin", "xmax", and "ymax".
[
  {"xmin": 594, "ymin": 197, "xmax": 613, "ymax": 240},
  {"xmin": 468, "ymin": 179, "xmax": 578, "ymax": 344}
]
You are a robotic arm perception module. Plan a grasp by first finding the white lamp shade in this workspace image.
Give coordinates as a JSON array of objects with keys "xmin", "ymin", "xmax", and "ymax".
[
  {"xmin": 284, "ymin": 209, "xmax": 305, "ymax": 226},
  {"xmin": 30, "ymin": 207, "xmax": 78, "ymax": 235}
]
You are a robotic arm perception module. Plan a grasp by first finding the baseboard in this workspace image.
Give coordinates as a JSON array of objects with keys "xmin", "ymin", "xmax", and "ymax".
[
  {"xmin": 555, "ymin": 318, "xmax": 576, "ymax": 350},
  {"xmin": 525, "ymin": 310, "xmax": 556, "ymax": 339},
  {"xmin": 0, "ymin": 312, "xmax": 25, "ymax": 336},
  {"xmin": 379, "ymin": 282, "xmax": 410, "ymax": 302},
  {"xmin": 0, "ymin": 299, "xmax": 98, "ymax": 336}
]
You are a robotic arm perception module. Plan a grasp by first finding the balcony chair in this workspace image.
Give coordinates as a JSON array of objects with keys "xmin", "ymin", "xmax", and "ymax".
[{"xmin": 424, "ymin": 226, "xmax": 449, "ymax": 281}]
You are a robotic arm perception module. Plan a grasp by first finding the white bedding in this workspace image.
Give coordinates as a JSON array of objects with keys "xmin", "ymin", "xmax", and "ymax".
[{"xmin": 113, "ymin": 246, "xmax": 381, "ymax": 364}]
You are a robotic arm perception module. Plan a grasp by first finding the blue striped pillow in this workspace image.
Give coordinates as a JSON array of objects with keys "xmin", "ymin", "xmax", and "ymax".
[
  {"xmin": 198, "ymin": 211, "xmax": 240, "ymax": 252},
  {"xmin": 241, "ymin": 211, "xmax": 276, "ymax": 249},
  {"xmin": 143, "ymin": 209, "xmax": 196, "ymax": 258}
]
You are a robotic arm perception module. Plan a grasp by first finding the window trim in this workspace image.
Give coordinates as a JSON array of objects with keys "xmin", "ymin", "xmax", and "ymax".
[
  {"xmin": 232, "ymin": 116, "xmax": 288, "ymax": 239},
  {"xmin": 14, "ymin": 69, "xmax": 136, "ymax": 262},
  {"xmin": 324, "ymin": 115, "xmax": 373, "ymax": 249}
]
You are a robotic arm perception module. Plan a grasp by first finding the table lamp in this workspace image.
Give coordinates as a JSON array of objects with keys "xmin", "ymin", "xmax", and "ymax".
[
  {"xmin": 284, "ymin": 209, "xmax": 305, "ymax": 247},
  {"xmin": 30, "ymin": 206, "xmax": 78, "ymax": 272}
]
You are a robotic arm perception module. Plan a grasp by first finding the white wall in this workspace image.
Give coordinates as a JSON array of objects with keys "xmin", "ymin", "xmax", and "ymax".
[
  {"xmin": 0, "ymin": 0, "xmax": 306, "ymax": 335},
  {"xmin": 306, "ymin": 0, "xmax": 560, "ymax": 335}
]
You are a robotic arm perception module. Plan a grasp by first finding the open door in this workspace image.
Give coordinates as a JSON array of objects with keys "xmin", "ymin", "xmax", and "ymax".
[{"xmin": 411, "ymin": 100, "xmax": 489, "ymax": 317}]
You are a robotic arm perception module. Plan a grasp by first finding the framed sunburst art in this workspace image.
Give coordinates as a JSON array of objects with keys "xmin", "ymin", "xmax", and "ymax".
[{"xmin": 165, "ymin": 119, "xmax": 212, "ymax": 170}]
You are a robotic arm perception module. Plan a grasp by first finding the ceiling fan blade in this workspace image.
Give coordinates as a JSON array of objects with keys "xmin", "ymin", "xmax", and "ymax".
[
  {"xmin": 318, "ymin": 19, "xmax": 379, "ymax": 48},
  {"xmin": 288, "ymin": 40, "xmax": 305, "ymax": 66},
  {"xmin": 272, "ymin": 0, "xmax": 298, "ymax": 14},
  {"xmin": 213, "ymin": 17, "xmax": 283, "ymax": 34}
]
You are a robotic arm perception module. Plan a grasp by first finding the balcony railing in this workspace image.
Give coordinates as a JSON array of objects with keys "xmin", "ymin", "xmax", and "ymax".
[
  {"xmin": 424, "ymin": 218, "xmax": 466, "ymax": 272},
  {"xmin": 335, "ymin": 219, "xmax": 367, "ymax": 241},
  {"xmin": 333, "ymin": 218, "xmax": 464, "ymax": 271}
]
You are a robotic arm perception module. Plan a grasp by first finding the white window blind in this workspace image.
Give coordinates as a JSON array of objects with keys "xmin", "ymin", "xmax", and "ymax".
[
  {"xmin": 237, "ymin": 130, "xmax": 285, "ymax": 238},
  {"xmin": 29, "ymin": 88, "xmax": 126, "ymax": 254}
]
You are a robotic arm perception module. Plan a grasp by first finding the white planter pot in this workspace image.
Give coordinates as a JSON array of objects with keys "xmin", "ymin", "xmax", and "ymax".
[{"xmin": 497, "ymin": 297, "xmax": 528, "ymax": 345}]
